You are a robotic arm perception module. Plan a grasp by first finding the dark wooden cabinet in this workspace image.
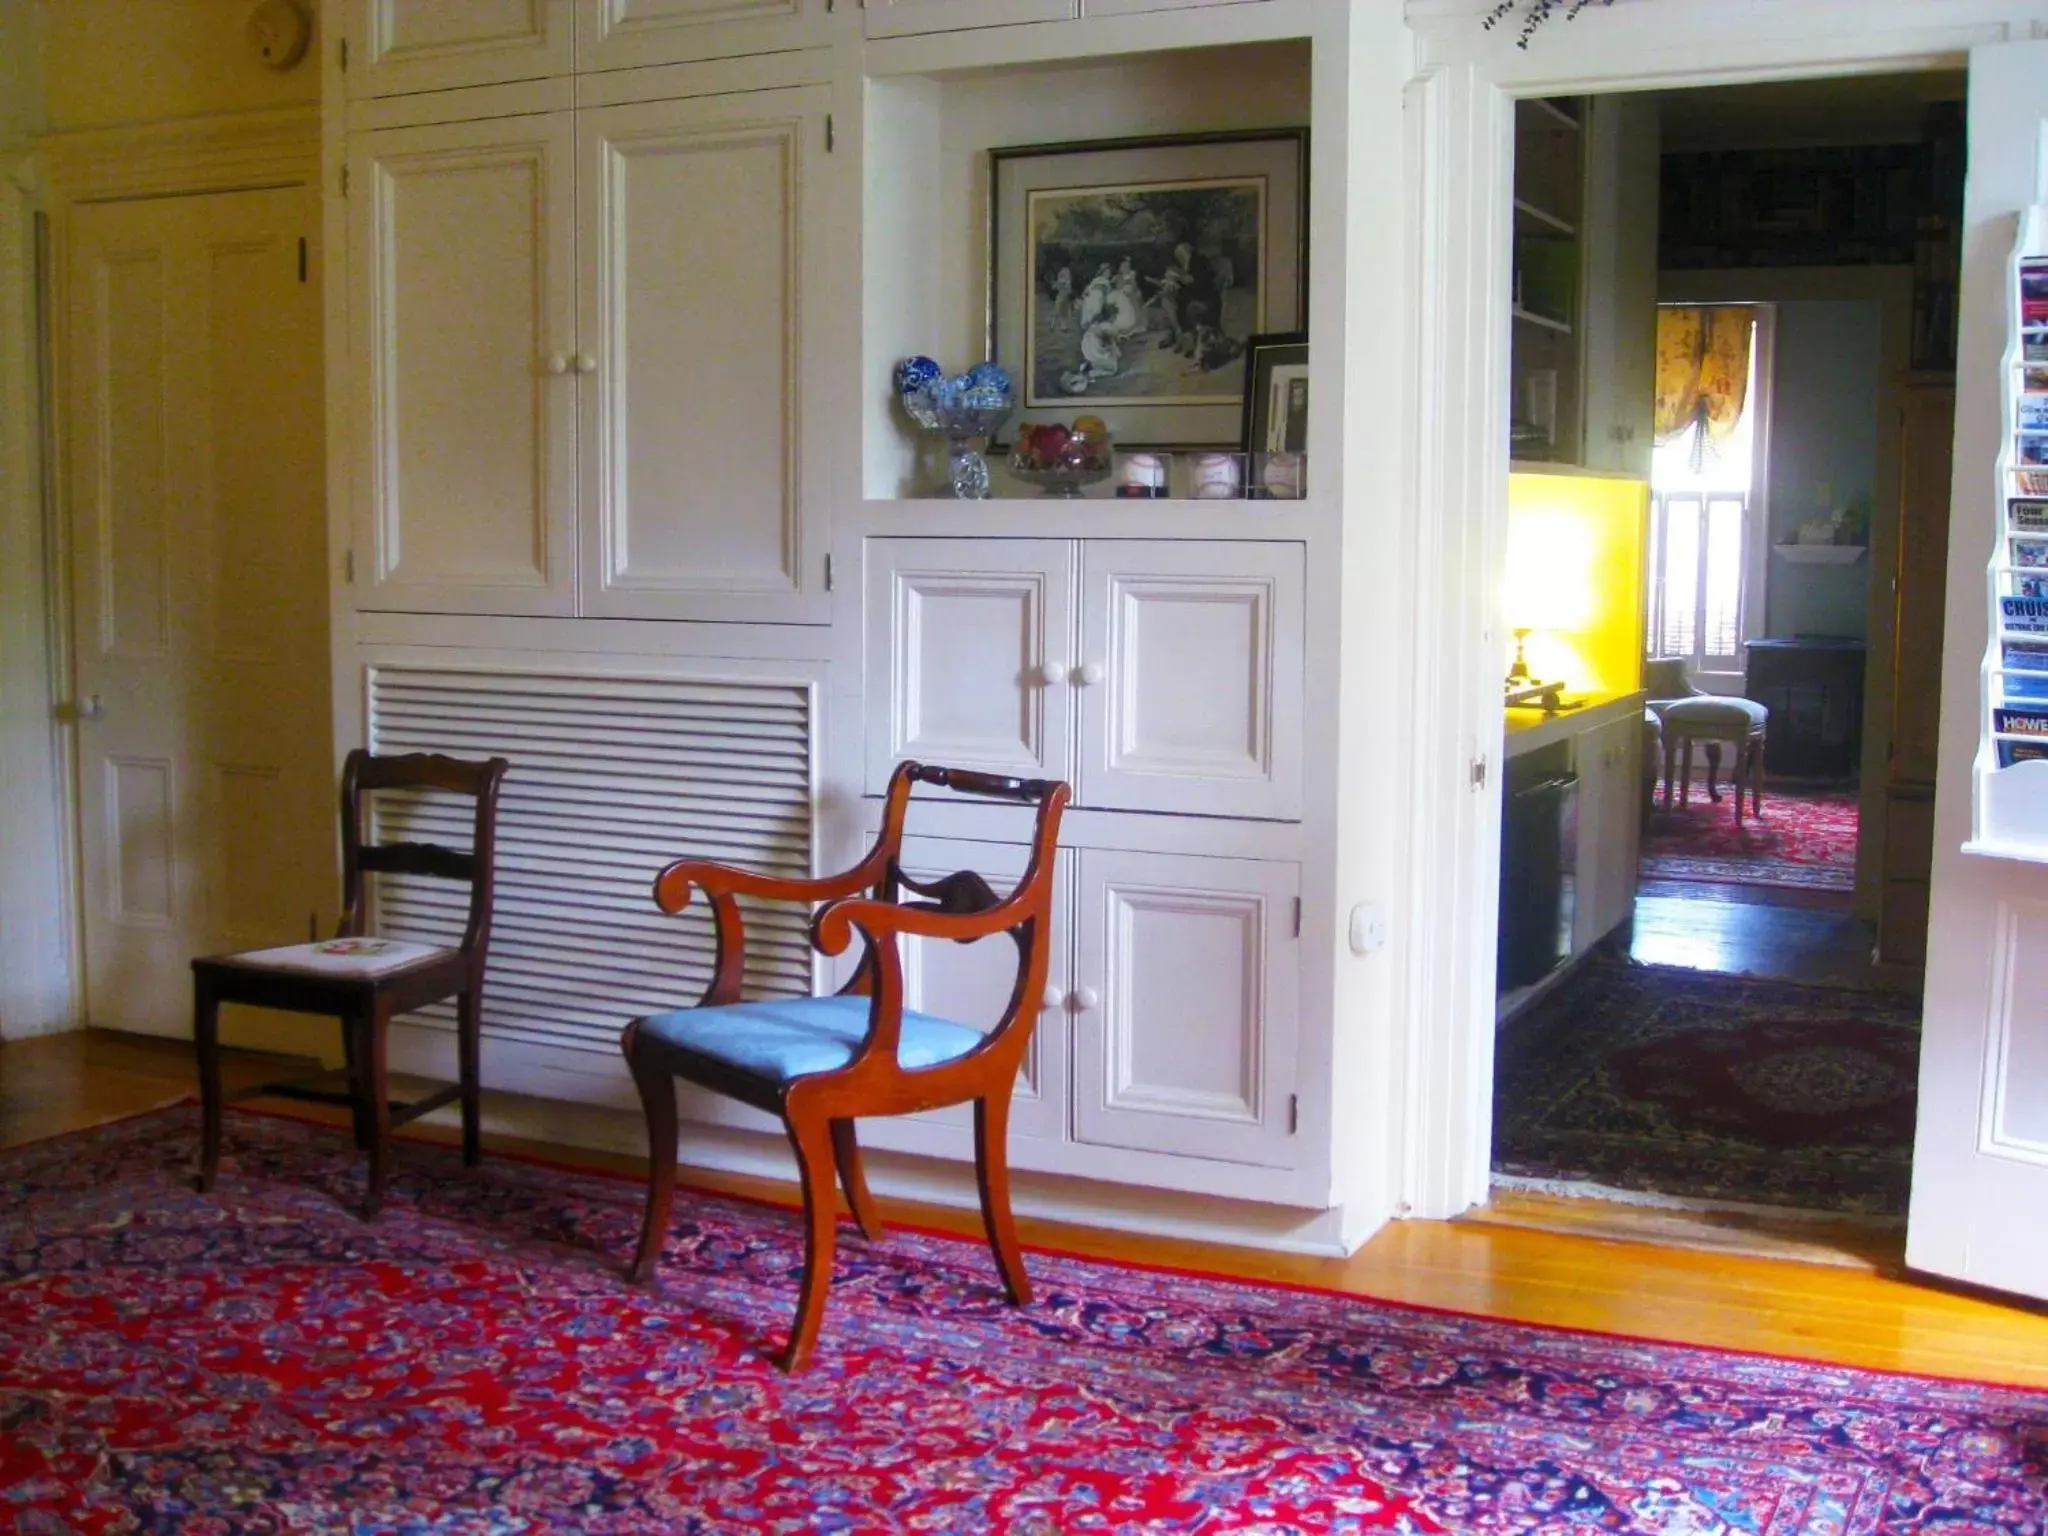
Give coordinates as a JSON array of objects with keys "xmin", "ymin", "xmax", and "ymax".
[{"xmin": 1745, "ymin": 636, "xmax": 1867, "ymax": 782}]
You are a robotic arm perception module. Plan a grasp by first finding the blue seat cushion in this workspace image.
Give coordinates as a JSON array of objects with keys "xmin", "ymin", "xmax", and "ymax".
[{"xmin": 634, "ymin": 995, "xmax": 986, "ymax": 1083}]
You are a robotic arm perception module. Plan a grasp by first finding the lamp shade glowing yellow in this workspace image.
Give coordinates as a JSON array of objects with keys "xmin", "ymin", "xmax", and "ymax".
[{"xmin": 1504, "ymin": 468, "xmax": 1648, "ymax": 696}]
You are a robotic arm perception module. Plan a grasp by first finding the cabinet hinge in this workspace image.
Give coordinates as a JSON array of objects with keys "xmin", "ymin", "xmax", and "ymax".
[
  {"xmin": 1469, "ymin": 755, "xmax": 1489, "ymax": 791},
  {"xmin": 1287, "ymin": 1094, "xmax": 1299, "ymax": 1135},
  {"xmin": 825, "ymin": 114, "xmax": 835, "ymax": 153},
  {"xmin": 297, "ymin": 237, "xmax": 307, "ymax": 283},
  {"xmin": 339, "ymin": 37, "xmax": 348, "ymax": 71},
  {"xmin": 824, "ymin": 553, "xmax": 836, "ymax": 592},
  {"xmin": 1291, "ymin": 896, "xmax": 1301, "ymax": 938},
  {"xmin": 344, "ymin": 550, "xmax": 355, "ymax": 584}
]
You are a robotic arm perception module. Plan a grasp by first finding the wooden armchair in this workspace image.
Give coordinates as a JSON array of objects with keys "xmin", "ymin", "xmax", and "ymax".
[
  {"xmin": 621, "ymin": 760, "xmax": 1071, "ymax": 1370},
  {"xmin": 192, "ymin": 749, "xmax": 509, "ymax": 1217}
]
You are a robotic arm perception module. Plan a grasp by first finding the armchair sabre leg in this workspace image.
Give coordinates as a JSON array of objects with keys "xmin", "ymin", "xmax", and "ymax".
[
  {"xmin": 781, "ymin": 1109, "xmax": 840, "ymax": 1372},
  {"xmin": 830, "ymin": 1118, "xmax": 884, "ymax": 1241},
  {"xmin": 974, "ymin": 1094, "xmax": 1031, "ymax": 1308},
  {"xmin": 624, "ymin": 1024, "xmax": 679, "ymax": 1285}
]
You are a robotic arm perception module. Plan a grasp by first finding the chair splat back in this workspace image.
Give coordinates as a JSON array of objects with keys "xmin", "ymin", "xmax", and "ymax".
[{"xmin": 339, "ymin": 750, "xmax": 509, "ymax": 954}]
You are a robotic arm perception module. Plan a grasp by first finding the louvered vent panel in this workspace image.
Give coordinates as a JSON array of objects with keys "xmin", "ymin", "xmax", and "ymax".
[{"xmin": 365, "ymin": 666, "xmax": 815, "ymax": 1054}]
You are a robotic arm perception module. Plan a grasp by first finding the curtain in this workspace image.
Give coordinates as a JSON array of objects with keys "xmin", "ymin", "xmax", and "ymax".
[{"xmin": 1654, "ymin": 305, "xmax": 1755, "ymax": 449}]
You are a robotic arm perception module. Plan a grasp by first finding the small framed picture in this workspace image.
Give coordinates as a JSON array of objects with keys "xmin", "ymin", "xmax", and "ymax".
[
  {"xmin": 989, "ymin": 128, "xmax": 1308, "ymax": 449},
  {"xmin": 1241, "ymin": 331, "xmax": 1309, "ymax": 456}
]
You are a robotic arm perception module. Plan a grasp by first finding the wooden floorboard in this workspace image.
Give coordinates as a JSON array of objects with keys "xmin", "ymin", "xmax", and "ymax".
[{"xmin": 6, "ymin": 1029, "xmax": 2047, "ymax": 1389}]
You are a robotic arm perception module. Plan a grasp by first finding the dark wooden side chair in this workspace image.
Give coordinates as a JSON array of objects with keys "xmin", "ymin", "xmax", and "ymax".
[
  {"xmin": 192, "ymin": 749, "xmax": 510, "ymax": 1218},
  {"xmin": 622, "ymin": 760, "xmax": 1070, "ymax": 1371}
]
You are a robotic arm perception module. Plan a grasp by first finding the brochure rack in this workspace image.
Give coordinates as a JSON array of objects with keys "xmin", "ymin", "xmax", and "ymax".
[{"xmin": 1974, "ymin": 204, "xmax": 2048, "ymax": 853}]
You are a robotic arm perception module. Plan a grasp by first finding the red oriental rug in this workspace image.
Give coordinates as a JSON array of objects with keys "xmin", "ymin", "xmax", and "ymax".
[
  {"xmin": 1638, "ymin": 787, "xmax": 1859, "ymax": 892},
  {"xmin": 6, "ymin": 1107, "xmax": 2043, "ymax": 1534}
]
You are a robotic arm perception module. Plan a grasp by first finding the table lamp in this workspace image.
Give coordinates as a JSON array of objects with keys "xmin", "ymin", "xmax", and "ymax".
[{"xmin": 1503, "ymin": 508, "xmax": 1596, "ymax": 691}]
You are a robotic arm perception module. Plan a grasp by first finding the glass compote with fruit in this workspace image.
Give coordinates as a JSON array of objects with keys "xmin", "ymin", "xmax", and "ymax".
[{"xmin": 1009, "ymin": 416, "xmax": 1113, "ymax": 498}]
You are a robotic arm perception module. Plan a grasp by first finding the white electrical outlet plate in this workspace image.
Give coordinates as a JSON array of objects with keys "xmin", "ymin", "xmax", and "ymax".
[{"xmin": 1348, "ymin": 902, "xmax": 1387, "ymax": 955}]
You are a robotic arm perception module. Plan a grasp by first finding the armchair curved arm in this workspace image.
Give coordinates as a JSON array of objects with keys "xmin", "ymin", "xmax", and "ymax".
[
  {"xmin": 651, "ymin": 856, "xmax": 889, "ymax": 917},
  {"xmin": 810, "ymin": 892, "xmax": 1043, "ymax": 956}
]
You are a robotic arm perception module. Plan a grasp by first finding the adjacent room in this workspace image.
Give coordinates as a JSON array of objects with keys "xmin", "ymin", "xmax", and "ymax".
[{"xmin": 3, "ymin": 2, "xmax": 2046, "ymax": 1528}]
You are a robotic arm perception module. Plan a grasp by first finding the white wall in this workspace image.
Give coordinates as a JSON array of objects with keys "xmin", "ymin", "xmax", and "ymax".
[{"xmin": 1764, "ymin": 299, "xmax": 1881, "ymax": 638}]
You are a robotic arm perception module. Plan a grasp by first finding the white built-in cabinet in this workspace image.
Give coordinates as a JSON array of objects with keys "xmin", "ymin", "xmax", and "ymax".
[
  {"xmin": 345, "ymin": 0, "xmax": 841, "ymax": 97},
  {"xmin": 1570, "ymin": 708, "xmax": 1641, "ymax": 956},
  {"xmin": 862, "ymin": 0, "xmax": 1255, "ymax": 38},
  {"xmin": 865, "ymin": 538, "xmax": 1304, "ymax": 820},
  {"xmin": 882, "ymin": 834, "xmax": 1301, "ymax": 1176},
  {"xmin": 347, "ymin": 83, "xmax": 836, "ymax": 622}
]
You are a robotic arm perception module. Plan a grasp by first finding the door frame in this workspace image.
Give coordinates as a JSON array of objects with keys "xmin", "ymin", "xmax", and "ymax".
[
  {"xmin": 9, "ymin": 109, "xmax": 320, "ymax": 1037},
  {"xmin": 1397, "ymin": 0, "xmax": 2048, "ymax": 1220}
]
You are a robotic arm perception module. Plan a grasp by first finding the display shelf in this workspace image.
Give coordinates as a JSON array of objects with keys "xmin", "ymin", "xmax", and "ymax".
[
  {"xmin": 851, "ymin": 495, "xmax": 1322, "ymax": 542},
  {"xmin": 1512, "ymin": 304, "xmax": 1572, "ymax": 335},
  {"xmin": 1974, "ymin": 203, "xmax": 2048, "ymax": 846},
  {"xmin": 1772, "ymin": 542, "xmax": 1866, "ymax": 564},
  {"xmin": 1513, "ymin": 198, "xmax": 1575, "ymax": 237}
]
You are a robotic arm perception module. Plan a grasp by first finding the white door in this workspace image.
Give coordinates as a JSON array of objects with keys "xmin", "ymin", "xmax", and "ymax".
[
  {"xmin": 1077, "ymin": 540, "xmax": 1303, "ymax": 819},
  {"xmin": 863, "ymin": 0, "xmax": 1074, "ymax": 39},
  {"xmin": 577, "ymin": 89, "xmax": 834, "ymax": 623},
  {"xmin": 1908, "ymin": 37, "xmax": 2048, "ymax": 1301},
  {"xmin": 575, "ymin": 0, "xmax": 841, "ymax": 72},
  {"xmin": 68, "ymin": 189, "xmax": 334, "ymax": 1038},
  {"xmin": 1071, "ymin": 849, "xmax": 1299, "ymax": 1167},
  {"xmin": 864, "ymin": 538, "xmax": 1076, "ymax": 794},
  {"xmin": 888, "ymin": 834, "xmax": 1071, "ymax": 1146},
  {"xmin": 349, "ymin": 112, "xmax": 577, "ymax": 617},
  {"xmin": 345, "ymin": 0, "xmax": 574, "ymax": 97}
]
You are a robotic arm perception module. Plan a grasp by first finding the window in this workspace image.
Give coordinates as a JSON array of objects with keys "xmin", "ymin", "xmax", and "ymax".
[{"xmin": 1648, "ymin": 304, "xmax": 1773, "ymax": 693}]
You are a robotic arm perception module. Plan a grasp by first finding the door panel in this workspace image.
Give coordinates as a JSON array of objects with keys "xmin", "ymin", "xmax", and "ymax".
[
  {"xmin": 1078, "ymin": 540, "xmax": 1303, "ymax": 818},
  {"xmin": 1072, "ymin": 849, "xmax": 1298, "ymax": 1167},
  {"xmin": 68, "ymin": 190, "xmax": 336, "ymax": 1039},
  {"xmin": 576, "ymin": 0, "xmax": 841, "ymax": 71},
  {"xmin": 865, "ymin": 538, "xmax": 1075, "ymax": 793},
  {"xmin": 578, "ymin": 90, "xmax": 829, "ymax": 621},
  {"xmin": 351, "ymin": 114, "xmax": 576, "ymax": 615},
  {"xmin": 348, "ymin": 0, "xmax": 574, "ymax": 97},
  {"xmin": 1908, "ymin": 36, "xmax": 2048, "ymax": 1301}
]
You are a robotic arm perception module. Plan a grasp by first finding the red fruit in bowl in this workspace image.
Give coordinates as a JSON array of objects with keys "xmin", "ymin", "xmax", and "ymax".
[{"xmin": 1039, "ymin": 424, "xmax": 1071, "ymax": 456}]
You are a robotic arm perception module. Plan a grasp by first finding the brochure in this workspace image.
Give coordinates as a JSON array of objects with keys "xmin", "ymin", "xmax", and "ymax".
[
  {"xmin": 2006, "ymin": 672, "xmax": 2048, "ymax": 702},
  {"xmin": 2013, "ymin": 538, "xmax": 2048, "ymax": 567},
  {"xmin": 1994, "ymin": 706, "xmax": 2048, "ymax": 737},
  {"xmin": 2012, "ymin": 498, "xmax": 2048, "ymax": 532},
  {"xmin": 1999, "ymin": 738, "xmax": 2048, "ymax": 767},
  {"xmin": 2000, "ymin": 596, "xmax": 2048, "ymax": 633},
  {"xmin": 2002, "ymin": 638, "xmax": 2048, "ymax": 670}
]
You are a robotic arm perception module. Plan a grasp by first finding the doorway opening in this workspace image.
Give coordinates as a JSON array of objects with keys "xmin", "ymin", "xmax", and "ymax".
[{"xmin": 1484, "ymin": 71, "xmax": 1959, "ymax": 1261}]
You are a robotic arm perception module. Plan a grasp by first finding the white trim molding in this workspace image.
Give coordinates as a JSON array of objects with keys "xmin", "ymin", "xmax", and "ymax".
[{"xmin": 38, "ymin": 106, "xmax": 318, "ymax": 204}]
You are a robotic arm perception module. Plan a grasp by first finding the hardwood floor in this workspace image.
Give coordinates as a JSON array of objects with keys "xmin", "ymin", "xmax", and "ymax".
[{"xmin": 7, "ymin": 1028, "xmax": 2047, "ymax": 1389}]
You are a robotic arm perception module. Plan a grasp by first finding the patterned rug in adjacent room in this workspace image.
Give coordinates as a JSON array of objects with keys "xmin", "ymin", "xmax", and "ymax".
[
  {"xmin": 1495, "ymin": 957, "xmax": 1920, "ymax": 1217},
  {"xmin": 1639, "ymin": 786, "xmax": 1859, "ymax": 891},
  {"xmin": 9, "ymin": 1109, "xmax": 2041, "ymax": 1533}
]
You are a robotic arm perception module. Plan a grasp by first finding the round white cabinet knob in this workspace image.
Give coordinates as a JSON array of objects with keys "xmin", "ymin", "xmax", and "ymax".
[
  {"xmin": 1038, "ymin": 661, "xmax": 1068, "ymax": 686},
  {"xmin": 1041, "ymin": 983, "xmax": 1064, "ymax": 1011},
  {"xmin": 575, "ymin": 353, "xmax": 598, "ymax": 374},
  {"xmin": 546, "ymin": 354, "xmax": 569, "ymax": 375},
  {"xmin": 1070, "ymin": 986, "xmax": 1100, "ymax": 1012},
  {"xmin": 1073, "ymin": 662, "xmax": 1104, "ymax": 686}
]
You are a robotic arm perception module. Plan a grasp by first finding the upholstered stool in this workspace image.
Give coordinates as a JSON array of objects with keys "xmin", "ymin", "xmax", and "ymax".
[{"xmin": 1659, "ymin": 694, "xmax": 1768, "ymax": 825}]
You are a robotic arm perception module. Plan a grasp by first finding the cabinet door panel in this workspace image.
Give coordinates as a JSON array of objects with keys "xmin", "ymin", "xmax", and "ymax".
[
  {"xmin": 1073, "ymin": 850, "xmax": 1298, "ymax": 1167},
  {"xmin": 350, "ymin": 115, "xmax": 576, "ymax": 615},
  {"xmin": 348, "ymin": 0, "xmax": 573, "ymax": 97},
  {"xmin": 1572, "ymin": 710, "xmax": 1640, "ymax": 955},
  {"xmin": 1079, "ymin": 541, "xmax": 1302, "ymax": 818},
  {"xmin": 886, "ymin": 835, "xmax": 1070, "ymax": 1144},
  {"xmin": 576, "ymin": 0, "xmax": 841, "ymax": 71},
  {"xmin": 864, "ymin": 0, "xmax": 1074, "ymax": 37},
  {"xmin": 578, "ymin": 91, "xmax": 830, "ymax": 622},
  {"xmin": 865, "ymin": 539, "xmax": 1075, "ymax": 794}
]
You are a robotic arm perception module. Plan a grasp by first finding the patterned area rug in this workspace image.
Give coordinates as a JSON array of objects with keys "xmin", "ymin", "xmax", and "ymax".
[
  {"xmin": 1639, "ymin": 787, "xmax": 1859, "ymax": 891},
  {"xmin": 8, "ymin": 1109, "xmax": 2044, "ymax": 1533},
  {"xmin": 1495, "ymin": 958, "xmax": 1921, "ymax": 1218}
]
